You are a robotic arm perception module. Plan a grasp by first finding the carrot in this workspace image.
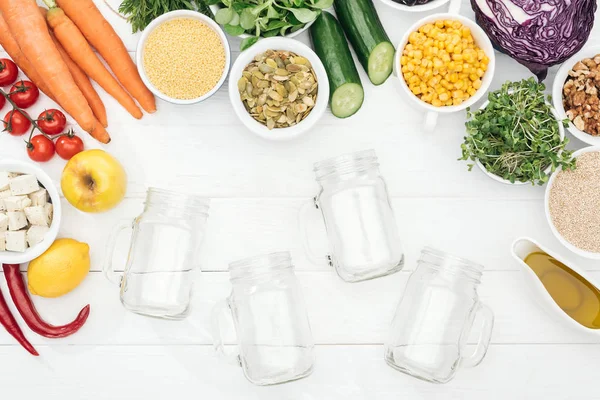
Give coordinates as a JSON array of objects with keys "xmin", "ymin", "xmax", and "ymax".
[
  {"xmin": 43, "ymin": 5, "xmax": 142, "ymax": 120},
  {"xmin": 0, "ymin": 0, "xmax": 109, "ymax": 143},
  {"xmin": 38, "ymin": 7, "xmax": 108, "ymax": 127},
  {"xmin": 0, "ymin": 11, "xmax": 56, "ymax": 103},
  {"xmin": 56, "ymin": 0, "xmax": 156, "ymax": 113}
]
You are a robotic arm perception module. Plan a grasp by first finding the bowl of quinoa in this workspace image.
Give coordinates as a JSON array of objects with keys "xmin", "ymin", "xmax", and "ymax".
[
  {"xmin": 136, "ymin": 10, "xmax": 231, "ymax": 105},
  {"xmin": 546, "ymin": 146, "xmax": 600, "ymax": 259}
]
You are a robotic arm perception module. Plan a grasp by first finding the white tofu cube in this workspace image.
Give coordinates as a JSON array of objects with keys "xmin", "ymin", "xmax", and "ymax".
[
  {"xmin": 0, "ymin": 213, "xmax": 7, "ymax": 231},
  {"xmin": 4, "ymin": 196, "xmax": 32, "ymax": 212},
  {"xmin": 24, "ymin": 206, "xmax": 50, "ymax": 227},
  {"xmin": 5, "ymin": 230, "xmax": 27, "ymax": 252},
  {"xmin": 0, "ymin": 190, "xmax": 10, "ymax": 212},
  {"xmin": 7, "ymin": 211, "xmax": 27, "ymax": 231},
  {"xmin": 28, "ymin": 189, "xmax": 47, "ymax": 207},
  {"xmin": 9, "ymin": 174, "xmax": 39, "ymax": 196},
  {"xmin": 8, "ymin": 172, "xmax": 21, "ymax": 178},
  {"xmin": 26, "ymin": 226, "xmax": 48, "ymax": 247},
  {"xmin": 0, "ymin": 232, "xmax": 5, "ymax": 251},
  {"xmin": 0, "ymin": 172, "xmax": 10, "ymax": 191},
  {"xmin": 45, "ymin": 203, "xmax": 53, "ymax": 223}
]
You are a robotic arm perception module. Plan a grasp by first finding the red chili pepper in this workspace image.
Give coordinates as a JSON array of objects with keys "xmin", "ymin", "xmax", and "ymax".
[
  {"xmin": 3, "ymin": 264, "xmax": 90, "ymax": 338},
  {"xmin": 0, "ymin": 283, "xmax": 38, "ymax": 356}
]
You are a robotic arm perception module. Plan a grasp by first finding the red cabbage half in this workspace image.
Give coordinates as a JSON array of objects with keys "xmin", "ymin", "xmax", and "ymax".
[{"xmin": 471, "ymin": 0, "xmax": 597, "ymax": 80}]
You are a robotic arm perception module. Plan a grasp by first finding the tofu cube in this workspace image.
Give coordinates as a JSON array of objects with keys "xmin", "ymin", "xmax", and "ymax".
[
  {"xmin": 4, "ymin": 196, "xmax": 32, "ymax": 212},
  {"xmin": 9, "ymin": 174, "xmax": 39, "ymax": 196},
  {"xmin": 0, "ymin": 213, "xmax": 7, "ymax": 231},
  {"xmin": 45, "ymin": 203, "xmax": 53, "ymax": 223},
  {"xmin": 24, "ymin": 206, "xmax": 50, "ymax": 227},
  {"xmin": 28, "ymin": 189, "xmax": 48, "ymax": 207},
  {"xmin": 7, "ymin": 211, "xmax": 27, "ymax": 231},
  {"xmin": 0, "ymin": 232, "xmax": 5, "ymax": 251},
  {"xmin": 5, "ymin": 230, "xmax": 27, "ymax": 252},
  {"xmin": 0, "ymin": 190, "xmax": 11, "ymax": 212},
  {"xmin": 0, "ymin": 172, "xmax": 10, "ymax": 191},
  {"xmin": 8, "ymin": 172, "xmax": 21, "ymax": 178},
  {"xmin": 26, "ymin": 226, "xmax": 49, "ymax": 247}
]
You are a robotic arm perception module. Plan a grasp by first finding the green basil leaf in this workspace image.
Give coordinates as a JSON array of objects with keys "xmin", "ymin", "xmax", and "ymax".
[
  {"xmin": 240, "ymin": 36, "xmax": 260, "ymax": 51},
  {"xmin": 223, "ymin": 24, "xmax": 245, "ymax": 35},
  {"xmin": 283, "ymin": 7, "xmax": 317, "ymax": 23},
  {"xmin": 215, "ymin": 7, "xmax": 234, "ymax": 24}
]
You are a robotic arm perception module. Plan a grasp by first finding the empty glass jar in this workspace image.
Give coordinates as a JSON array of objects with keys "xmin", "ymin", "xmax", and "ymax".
[
  {"xmin": 302, "ymin": 150, "xmax": 404, "ymax": 282},
  {"xmin": 103, "ymin": 188, "xmax": 210, "ymax": 320},
  {"xmin": 385, "ymin": 248, "xmax": 494, "ymax": 384},
  {"xmin": 211, "ymin": 252, "xmax": 314, "ymax": 386}
]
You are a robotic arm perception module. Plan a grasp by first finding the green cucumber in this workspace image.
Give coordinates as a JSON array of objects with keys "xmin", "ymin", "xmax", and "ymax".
[
  {"xmin": 333, "ymin": 0, "xmax": 395, "ymax": 85},
  {"xmin": 310, "ymin": 12, "xmax": 364, "ymax": 118}
]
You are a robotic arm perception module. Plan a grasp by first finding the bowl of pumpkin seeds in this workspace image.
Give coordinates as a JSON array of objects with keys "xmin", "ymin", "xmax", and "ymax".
[{"xmin": 229, "ymin": 37, "xmax": 329, "ymax": 141}]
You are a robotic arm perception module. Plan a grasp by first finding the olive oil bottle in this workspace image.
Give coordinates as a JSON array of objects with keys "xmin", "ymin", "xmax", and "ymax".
[{"xmin": 525, "ymin": 252, "xmax": 600, "ymax": 329}]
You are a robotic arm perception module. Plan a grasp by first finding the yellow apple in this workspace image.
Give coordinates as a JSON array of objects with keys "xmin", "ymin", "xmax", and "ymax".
[{"xmin": 61, "ymin": 149, "xmax": 127, "ymax": 213}]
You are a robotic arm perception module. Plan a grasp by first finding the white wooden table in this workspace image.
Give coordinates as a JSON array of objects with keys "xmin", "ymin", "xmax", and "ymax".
[{"xmin": 1, "ymin": 1, "xmax": 600, "ymax": 398}]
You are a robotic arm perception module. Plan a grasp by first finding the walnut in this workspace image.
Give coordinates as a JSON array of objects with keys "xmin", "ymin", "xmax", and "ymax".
[
  {"xmin": 583, "ymin": 58, "xmax": 597, "ymax": 69},
  {"xmin": 574, "ymin": 115, "xmax": 586, "ymax": 130},
  {"xmin": 573, "ymin": 91, "xmax": 587, "ymax": 106},
  {"xmin": 594, "ymin": 54, "xmax": 600, "ymax": 65},
  {"xmin": 573, "ymin": 61, "xmax": 589, "ymax": 71},
  {"xmin": 566, "ymin": 109, "xmax": 577, "ymax": 120}
]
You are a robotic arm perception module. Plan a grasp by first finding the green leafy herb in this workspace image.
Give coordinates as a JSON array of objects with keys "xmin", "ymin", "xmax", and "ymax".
[
  {"xmin": 460, "ymin": 78, "xmax": 575, "ymax": 185},
  {"xmin": 212, "ymin": 0, "xmax": 331, "ymax": 49},
  {"xmin": 118, "ymin": 0, "xmax": 214, "ymax": 33}
]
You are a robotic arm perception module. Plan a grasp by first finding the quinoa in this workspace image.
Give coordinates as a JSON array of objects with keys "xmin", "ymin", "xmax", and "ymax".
[
  {"xmin": 143, "ymin": 18, "xmax": 226, "ymax": 100},
  {"xmin": 549, "ymin": 151, "xmax": 600, "ymax": 253}
]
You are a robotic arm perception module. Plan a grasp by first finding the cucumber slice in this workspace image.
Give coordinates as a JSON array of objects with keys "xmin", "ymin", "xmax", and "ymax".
[
  {"xmin": 368, "ymin": 42, "xmax": 395, "ymax": 85},
  {"xmin": 331, "ymin": 83, "xmax": 364, "ymax": 118}
]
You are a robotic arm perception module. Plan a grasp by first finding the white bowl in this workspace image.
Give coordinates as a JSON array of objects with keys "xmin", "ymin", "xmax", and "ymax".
[
  {"xmin": 552, "ymin": 45, "xmax": 600, "ymax": 146},
  {"xmin": 545, "ymin": 146, "xmax": 600, "ymax": 259},
  {"xmin": 511, "ymin": 237, "xmax": 600, "ymax": 337},
  {"xmin": 209, "ymin": 5, "xmax": 315, "ymax": 40},
  {"xmin": 475, "ymin": 101, "xmax": 566, "ymax": 185},
  {"xmin": 229, "ymin": 37, "xmax": 329, "ymax": 141},
  {"xmin": 393, "ymin": 13, "xmax": 496, "ymax": 132},
  {"xmin": 136, "ymin": 10, "xmax": 231, "ymax": 105},
  {"xmin": 0, "ymin": 160, "xmax": 61, "ymax": 265},
  {"xmin": 378, "ymin": 0, "xmax": 461, "ymax": 13}
]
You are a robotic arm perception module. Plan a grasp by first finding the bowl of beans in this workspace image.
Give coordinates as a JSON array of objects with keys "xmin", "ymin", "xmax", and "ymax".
[
  {"xmin": 393, "ymin": 13, "xmax": 495, "ymax": 131},
  {"xmin": 136, "ymin": 10, "xmax": 231, "ymax": 105}
]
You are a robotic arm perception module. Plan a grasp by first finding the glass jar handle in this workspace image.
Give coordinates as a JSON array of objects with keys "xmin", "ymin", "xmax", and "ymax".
[
  {"xmin": 103, "ymin": 219, "xmax": 134, "ymax": 286},
  {"xmin": 211, "ymin": 299, "xmax": 241, "ymax": 366},
  {"xmin": 298, "ymin": 197, "xmax": 333, "ymax": 267},
  {"xmin": 461, "ymin": 302, "xmax": 494, "ymax": 368}
]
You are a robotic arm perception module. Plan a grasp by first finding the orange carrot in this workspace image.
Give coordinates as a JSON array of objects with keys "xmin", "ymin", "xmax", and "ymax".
[
  {"xmin": 0, "ymin": 0, "xmax": 109, "ymax": 143},
  {"xmin": 44, "ymin": 6, "xmax": 142, "ymax": 120},
  {"xmin": 0, "ymin": 11, "xmax": 56, "ymax": 103},
  {"xmin": 56, "ymin": 0, "xmax": 156, "ymax": 113}
]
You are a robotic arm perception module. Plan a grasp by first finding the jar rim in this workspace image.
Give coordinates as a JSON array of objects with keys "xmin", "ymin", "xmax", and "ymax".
[
  {"xmin": 313, "ymin": 149, "xmax": 378, "ymax": 181},
  {"xmin": 146, "ymin": 187, "xmax": 210, "ymax": 215},
  {"xmin": 228, "ymin": 251, "xmax": 293, "ymax": 282},
  {"xmin": 421, "ymin": 247, "xmax": 484, "ymax": 282}
]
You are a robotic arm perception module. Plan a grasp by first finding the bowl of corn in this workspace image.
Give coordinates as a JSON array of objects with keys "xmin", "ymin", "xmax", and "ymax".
[{"xmin": 394, "ymin": 13, "xmax": 495, "ymax": 131}]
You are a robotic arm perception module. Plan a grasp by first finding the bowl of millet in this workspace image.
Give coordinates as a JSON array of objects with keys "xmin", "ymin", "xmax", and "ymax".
[{"xmin": 136, "ymin": 10, "xmax": 231, "ymax": 105}]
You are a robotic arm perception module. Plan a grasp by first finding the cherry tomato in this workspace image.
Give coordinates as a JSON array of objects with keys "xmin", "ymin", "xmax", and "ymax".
[
  {"xmin": 37, "ymin": 109, "xmax": 67, "ymax": 135},
  {"xmin": 9, "ymin": 80, "xmax": 39, "ymax": 108},
  {"xmin": 55, "ymin": 133, "xmax": 84, "ymax": 160},
  {"xmin": 0, "ymin": 59, "xmax": 18, "ymax": 86},
  {"xmin": 27, "ymin": 135, "xmax": 55, "ymax": 162},
  {"xmin": 3, "ymin": 110, "xmax": 31, "ymax": 135},
  {"xmin": 0, "ymin": 94, "xmax": 5, "ymax": 110}
]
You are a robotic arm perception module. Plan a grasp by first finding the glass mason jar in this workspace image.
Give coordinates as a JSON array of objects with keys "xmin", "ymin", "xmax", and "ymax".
[
  {"xmin": 384, "ymin": 248, "xmax": 494, "ymax": 384},
  {"xmin": 303, "ymin": 150, "xmax": 404, "ymax": 282},
  {"xmin": 211, "ymin": 252, "xmax": 314, "ymax": 386},
  {"xmin": 104, "ymin": 188, "xmax": 210, "ymax": 320}
]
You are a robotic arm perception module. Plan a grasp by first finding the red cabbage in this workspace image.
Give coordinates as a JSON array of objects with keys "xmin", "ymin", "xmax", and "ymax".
[{"xmin": 471, "ymin": 0, "xmax": 597, "ymax": 80}]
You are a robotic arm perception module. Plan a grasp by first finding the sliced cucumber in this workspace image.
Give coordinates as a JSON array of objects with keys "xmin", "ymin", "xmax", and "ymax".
[
  {"xmin": 310, "ymin": 12, "xmax": 364, "ymax": 118},
  {"xmin": 334, "ymin": 0, "xmax": 395, "ymax": 85}
]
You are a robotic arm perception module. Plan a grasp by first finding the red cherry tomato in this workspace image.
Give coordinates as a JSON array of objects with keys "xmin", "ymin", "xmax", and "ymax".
[
  {"xmin": 0, "ymin": 94, "xmax": 5, "ymax": 110},
  {"xmin": 3, "ymin": 110, "xmax": 31, "ymax": 135},
  {"xmin": 37, "ymin": 109, "xmax": 67, "ymax": 135},
  {"xmin": 55, "ymin": 133, "xmax": 84, "ymax": 160},
  {"xmin": 9, "ymin": 80, "xmax": 39, "ymax": 108},
  {"xmin": 27, "ymin": 135, "xmax": 55, "ymax": 162},
  {"xmin": 0, "ymin": 59, "xmax": 18, "ymax": 86}
]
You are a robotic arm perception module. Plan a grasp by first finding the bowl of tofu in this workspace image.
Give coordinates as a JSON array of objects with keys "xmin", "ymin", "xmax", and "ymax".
[{"xmin": 0, "ymin": 160, "xmax": 61, "ymax": 265}]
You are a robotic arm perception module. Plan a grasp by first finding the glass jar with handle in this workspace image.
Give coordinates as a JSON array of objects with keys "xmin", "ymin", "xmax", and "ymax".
[
  {"xmin": 299, "ymin": 150, "xmax": 405, "ymax": 282},
  {"xmin": 103, "ymin": 188, "xmax": 210, "ymax": 320},
  {"xmin": 384, "ymin": 247, "xmax": 494, "ymax": 383},
  {"xmin": 211, "ymin": 252, "xmax": 314, "ymax": 386}
]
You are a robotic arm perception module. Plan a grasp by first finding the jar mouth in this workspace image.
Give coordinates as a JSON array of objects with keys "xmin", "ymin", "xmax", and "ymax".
[
  {"xmin": 313, "ymin": 149, "xmax": 378, "ymax": 181},
  {"xmin": 146, "ymin": 187, "xmax": 210, "ymax": 216},
  {"xmin": 228, "ymin": 251, "xmax": 292, "ymax": 282},
  {"xmin": 421, "ymin": 247, "xmax": 484, "ymax": 283}
]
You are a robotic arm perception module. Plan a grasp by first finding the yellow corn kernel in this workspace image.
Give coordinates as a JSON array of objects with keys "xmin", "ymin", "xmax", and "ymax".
[
  {"xmin": 432, "ymin": 98, "xmax": 443, "ymax": 107},
  {"xmin": 445, "ymin": 100, "xmax": 453, "ymax": 106},
  {"xmin": 421, "ymin": 23, "xmax": 434, "ymax": 34},
  {"xmin": 428, "ymin": 77, "xmax": 440, "ymax": 87},
  {"xmin": 433, "ymin": 57, "xmax": 444, "ymax": 68},
  {"xmin": 401, "ymin": 66, "xmax": 409, "ymax": 74},
  {"xmin": 438, "ymin": 92, "xmax": 450, "ymax": 102},
  {"xmin": 449, "ymin": 73, "xmax": 458, "ymax": 83},
  {"xmin": 435, "ymin": 20, "xmax": 444, "ymax": 28},
  {"xmin": 452, "ymin": 21, "xmax": 462, "ymax": 29},
  {"xmin": 420, "ymin": 82, "xmax": 428, "ymax": 92},
  {"xmin": 467, "ymin": 87, "xmax": 476, "ymax": 96},
  {"xmin": 473, "ymin": 79, "xmax": 482, "ymax": 89},
  {"xmin": 448, "ymin": 61, "xmax": 456, "ymax": 71},
  {"xmin": 404, "ymin": 71, "xmax": 414, "ymax": 80},
  {"xmin": 454, "ymin": 64, "xmax": 463, "ymax": 72},
  {"xmin": 441, "ymin": 53, "xmax": 451, "ymax": 63},
  {"xmin": 446, "ymin": 43, "xmax": 455, "ymax": 53},
  {"xmin": 438, "ymin": 41, "xmax": 445, "ymax": 50},
  {"xmin": 407, "ymin": 63, "xmax": 416, "ymax": 72},
  {"xmin": 400, "ymin": 56, "xmax": 409, "ymax": 66},
  {"xmin": 453, "ymin": 45, "xmax": 463, "ymax": 54},
  {"xmin": 451, "ymin": 35, "xmax": 461, "ymax": 45},
  {"xmin": 411, "ymin": 86, "xmax": 422, "ymax": 95},
  {"xmin": 469, "ymin": 73, "xmax": 479, "ymax": 81},
  {"xmin": 481, "ymin": 55, "xmax": 490, "ymax": 65},
  {"xmin": 409, "ymin": 75, "xmax": 420, "ymax": 85},
  {"xmin": 414, "ymin": 50, "xmax": 423, "ymax": 60},
  {"xmin": 452, "ymin": 90, "xmax": 464, "ymax": 99},
  {"xmin": 477, "ymin": 50, "xmax": 485, "ymax": 60},
  {"xmin": 461, "ymin": 26, "xmax": 471, "ymax": 37},
  {"xmin": 423, "ymin": 69, "xmax": 433, "ymax": 80},
  {"xmin": 477, "ymin": 68, "xmax": 485, "ymax": 77},
  {"xmin": 444, "ymin": 19, "xmax": 454, "ymax": 27},
  {"xmin": 454, "ymin": 80, "xmax": 464, "ymax": 89},
  {"xmin": 452, "ymin": 54, "xmax": 463, "ymax": 61},
  {"xmin": 464, "ymin": 53, "xmax": 475, "ymax": 63},
  {"xmin": 416, "ymin": 67, "xmax": 426, "ymax": 77},
  {"xmin": 436, "ymin": 86, "xmax": 446, "ymax": 94},
  {"xmin": 459, "ymin": 72, "xmax": 469, "ymax": 80}
]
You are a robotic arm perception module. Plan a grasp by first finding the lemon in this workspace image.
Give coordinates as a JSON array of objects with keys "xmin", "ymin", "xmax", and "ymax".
[{"xmin": 27, "ymin": 238, "xmax": 90, "ymax": 298}]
